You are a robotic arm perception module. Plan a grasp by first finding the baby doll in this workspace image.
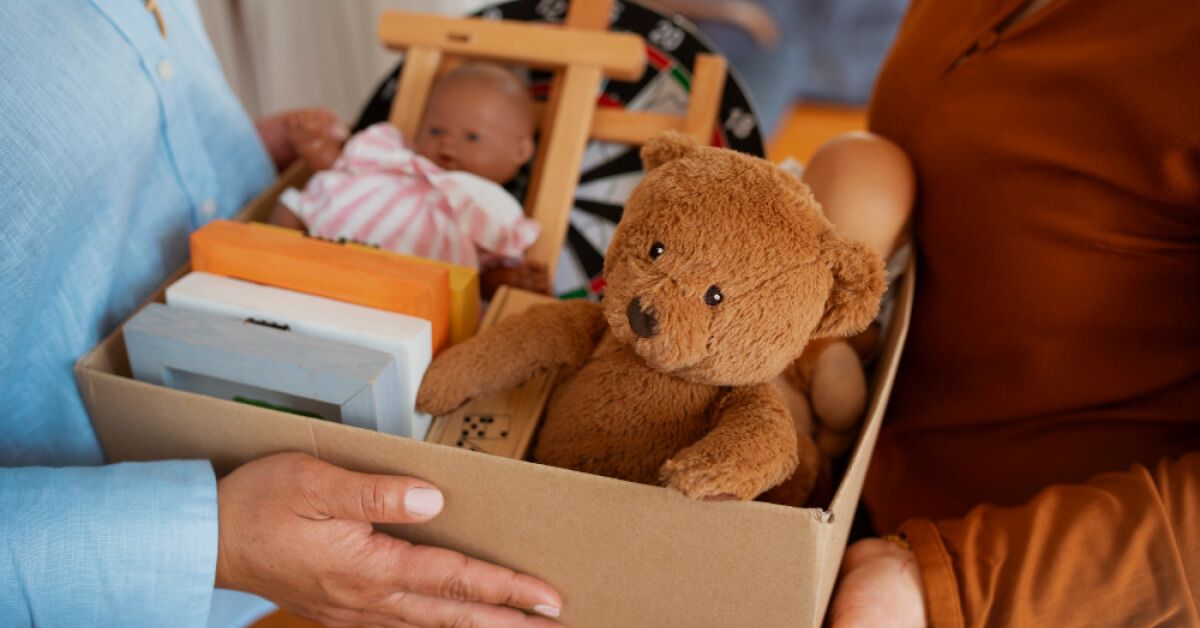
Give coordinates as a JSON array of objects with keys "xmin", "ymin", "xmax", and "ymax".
[{"xmin": 269, "ymin": 62, "xmax": 549, "ymax": 296}]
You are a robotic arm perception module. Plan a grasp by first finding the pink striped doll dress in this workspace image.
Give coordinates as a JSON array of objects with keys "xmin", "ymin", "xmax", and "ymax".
[{"xmin": 280, "ymin": 122, "xmax": 540, "ymax": 269}]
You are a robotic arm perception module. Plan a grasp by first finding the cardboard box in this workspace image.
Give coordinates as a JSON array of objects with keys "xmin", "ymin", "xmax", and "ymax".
[{"xmin": 75, "ymin": 166, "xmax": 914, "ymax": 627}]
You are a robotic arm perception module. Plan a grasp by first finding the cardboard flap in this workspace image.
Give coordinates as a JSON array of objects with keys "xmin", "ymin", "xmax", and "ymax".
[
  {"xmin": 814, "ymin": 255, "xmax": 916, "ymax": 617},
  {"xmin": 312, "ymin": 418, "xmax": 838, "ymax": 627},
  {"xmin": 829, "ymin": 257, "xmax": 915, "ymax": 514},
  {"xmin": 79, "ymin": 372, "xmax": 323, "ymax": 471}
]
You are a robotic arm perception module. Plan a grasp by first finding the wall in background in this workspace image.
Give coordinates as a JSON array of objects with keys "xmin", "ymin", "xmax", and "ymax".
[{"xmin": 197, "ymin": 0, "xmax": 492, "ymax": 122}]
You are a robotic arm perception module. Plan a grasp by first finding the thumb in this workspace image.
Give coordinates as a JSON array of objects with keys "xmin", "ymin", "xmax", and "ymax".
[{"xmin": 306, "ymin": 462, "xmax": 445, "ymax": 523}]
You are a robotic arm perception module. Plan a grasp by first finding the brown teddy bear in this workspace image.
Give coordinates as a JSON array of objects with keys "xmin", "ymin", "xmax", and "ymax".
[{"xmin": 417, "ymin": 132, "xmax": 885, "ymax": 502}]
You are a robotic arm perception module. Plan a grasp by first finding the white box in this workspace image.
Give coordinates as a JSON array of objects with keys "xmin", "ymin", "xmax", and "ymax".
[{"xmin": 166, "ymin": 271, "xmax": 433, "ymax": 438}]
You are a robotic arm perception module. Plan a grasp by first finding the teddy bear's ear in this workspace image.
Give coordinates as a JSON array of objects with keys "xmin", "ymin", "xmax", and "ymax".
[
  {"xmin": 641, "ymin": 131, "xmax": 701, "ymax": 171},
  {"xmin": 811, "ymin": 234, "xmax": 887, "ymax": 339}
]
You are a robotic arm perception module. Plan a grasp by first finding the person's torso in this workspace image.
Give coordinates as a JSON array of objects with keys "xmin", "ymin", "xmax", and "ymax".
[
  {"xmin": 865, "ymin": 0, "xmax": 1200, "ymax": 528},
  {"xmin": 0, "ymin": 0, "xmax": 274, "ymax": 466}
]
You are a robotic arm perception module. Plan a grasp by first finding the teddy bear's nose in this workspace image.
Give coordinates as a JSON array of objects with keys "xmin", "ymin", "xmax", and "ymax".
[{"xmin": 626, "ymin": 297, "xmax": 658, "ymax": 338}]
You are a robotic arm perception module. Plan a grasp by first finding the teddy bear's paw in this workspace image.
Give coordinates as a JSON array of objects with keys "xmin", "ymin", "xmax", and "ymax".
[
  {"xmin": 415, "ymin": 377, "xmax": 473, "ymax": 416},
  {"xmin": 659, "ymin": 454, "xmax": 760, "ymax": 501}
]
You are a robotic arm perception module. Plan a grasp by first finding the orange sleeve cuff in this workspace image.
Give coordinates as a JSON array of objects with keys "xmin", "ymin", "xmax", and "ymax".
[{"xmin": 899, "ymin": 518, "xmax": 965, "ymax": 628}]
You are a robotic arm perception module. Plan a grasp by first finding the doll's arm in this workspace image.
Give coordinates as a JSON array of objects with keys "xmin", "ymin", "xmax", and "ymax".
[
  {"xmin": 802, "ymin": 132, "xmax": 914, "ymax": 261},
  {"xmin": 416, "ymin": 300, "xmax": 607, "ymax": 416},
  {"xmin": 479, "ymin": 260, "xmax": 550, "ymax": 298},
  {"xmin": 266, "ymin": 187, "xmax": 312, "ymax": 232},
  {"xmin": 780, "ymin": 337, "xmax": 868, "ymax": 459},
  {"xmin": 660, "ymin": 382, "xmax": 801, "ymax": 501},
  {"xmin": 267, "ymin": 202, "xmax": 306, "ymax": 231}
]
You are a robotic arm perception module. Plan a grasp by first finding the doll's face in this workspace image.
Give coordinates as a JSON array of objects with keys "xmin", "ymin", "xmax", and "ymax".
[{"xmin": 414, "ymin": 77, "xmax": 535, "ymax": 184}]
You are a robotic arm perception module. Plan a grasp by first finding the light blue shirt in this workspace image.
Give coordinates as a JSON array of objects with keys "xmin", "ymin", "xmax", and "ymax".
[{"xmin": 0, "ymin": 1, "xmax": 275, "ymax": 624}]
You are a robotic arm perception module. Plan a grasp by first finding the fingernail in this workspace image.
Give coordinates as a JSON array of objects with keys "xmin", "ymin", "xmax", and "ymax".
[
  {"xmin": 532, "ymin": 604, "xmax": 561, "ymax": 618},
  {"xmin": 331, "ymin": 123, "xmax": 350, "ymax": 140},
  {"xmin": 404, "ymin": 487, "xmax": 444, "ymax": 517}
]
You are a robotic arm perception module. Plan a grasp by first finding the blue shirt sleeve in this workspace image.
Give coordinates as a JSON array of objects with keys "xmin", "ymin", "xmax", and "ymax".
[{"xmin": 0, "ymin": 461, "xmax": 218, "ymax": 626}]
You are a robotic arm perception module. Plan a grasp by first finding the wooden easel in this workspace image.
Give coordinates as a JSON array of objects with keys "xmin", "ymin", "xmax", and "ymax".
[
  {"xmin": 377, "ymin": 1, "xmax": 727, "ymax": 280},
  {"xmin": 379, "ymin": 2, "xmax": 729, "ymax": 459}
]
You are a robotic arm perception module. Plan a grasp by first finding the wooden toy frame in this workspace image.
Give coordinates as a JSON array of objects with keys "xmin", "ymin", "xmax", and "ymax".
[{"xmin": 377, "ymin": 0, "xmax": 727, "ymax": 279}]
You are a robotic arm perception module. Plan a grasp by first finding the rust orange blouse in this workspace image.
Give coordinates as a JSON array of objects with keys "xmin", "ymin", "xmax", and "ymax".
[{"xmin": 863, "ymin": 0, "xmax": 1200, "ymax": 624}]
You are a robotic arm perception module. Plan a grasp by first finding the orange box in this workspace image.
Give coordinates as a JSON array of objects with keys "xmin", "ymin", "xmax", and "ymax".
[{"xmin": 190, "ymin": 220, "xmax": 451, "ymax": 353}]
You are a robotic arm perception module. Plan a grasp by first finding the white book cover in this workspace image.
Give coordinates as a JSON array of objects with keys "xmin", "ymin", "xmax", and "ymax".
[{"xmin": 166, "ymin": 271, "xmax": 433, "ymax": 438}]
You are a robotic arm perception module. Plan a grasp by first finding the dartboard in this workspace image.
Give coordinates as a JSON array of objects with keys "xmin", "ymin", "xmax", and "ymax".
[{"xmin": 353, "ymin": 0, "xmax": 765, "ymax": 299}]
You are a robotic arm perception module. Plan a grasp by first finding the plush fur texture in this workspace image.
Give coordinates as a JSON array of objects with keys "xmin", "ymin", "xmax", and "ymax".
[{"xmin": 417, "ymin": 132, "xmax": 886, "ymax": 502}]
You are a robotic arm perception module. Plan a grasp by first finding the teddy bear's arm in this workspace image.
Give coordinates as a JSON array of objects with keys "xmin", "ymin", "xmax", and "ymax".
[
  {"xmin": 659, "ymin": 383, "xmax": 800, "ymax": 501},
  {"xmin": 416, "ymin": 300, "xmax": 607, "ymax": 416}
]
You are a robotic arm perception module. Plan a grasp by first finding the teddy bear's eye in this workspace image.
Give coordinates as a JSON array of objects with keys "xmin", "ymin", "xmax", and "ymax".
[
  {"xmin": 704, "ymin": 285, "xmax": 723, "ymax": 307},
  {"xmin": 649, "ymin": 242, "xmax": 665, "ymax": 260}
]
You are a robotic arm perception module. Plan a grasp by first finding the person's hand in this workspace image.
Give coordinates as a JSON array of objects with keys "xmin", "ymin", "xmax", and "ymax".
[
  {"xmin": 828, "ymin": 537, "xmax": 926, "ymax": 628},
  {"xmin": 256, "ymin": 108, "xmax": 348, "ymax": 171},
  {"xmin": 215, "ymin": 452, "xmax": 563, "ymax": 627}
]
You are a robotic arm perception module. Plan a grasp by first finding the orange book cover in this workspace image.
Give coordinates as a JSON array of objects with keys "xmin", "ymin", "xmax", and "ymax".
[
  {"xmin": 190, "ymin": 220, "xmax": 451, "ymax": 353},
  {"xmin": 349, "ymin": 244, "xmax": 480, "ymax": 346}
]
